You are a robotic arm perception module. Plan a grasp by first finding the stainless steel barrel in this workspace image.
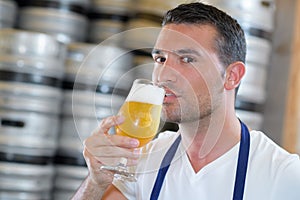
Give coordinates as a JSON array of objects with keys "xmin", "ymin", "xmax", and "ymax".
[
  {"xmin": 136, "ymin": 0, "xmax": 185, "ymax": 17},
  {"xmin": 58, "ymin": 90, "xmax": 124, "ymax": 157},
  {"xmin": 0, "ymin": 29, "xmax": 65, "ymax": 158},
  {"xmin": 58, "ymin": 42, "xmax": 131, "ymax": 158},
  {"xmin": 0, "ymin": 29, "xmax": 65, "ymax": 197},
  {"xmin": 0, "ymin": 0, "xmax": 17, "ymax": 28},
  {"xmin": 90, "ymin": 0, "xmax": 134, "ymax": 15},
  {"xmin": 236, "ymin": 109, "xmax": 264, "ymax": 131},
  {"xmin": 0, "ymin": 161, "xmax": 54, "ymax": 199},
  {"xmin": 132, "ymin": 51, "xmax": 154, "ymax": 80},
  {"xmin": 237, "ymin": 35, "xmax": 272, "ymax": 104},
  {"xmin": 88, "ymin": 0, "xmax": 133, "ymax": 44},
  {"xmin": 202, "ymin": 0, "xmax": 275, "ymax": 130},
  {"xmin": 65, "ymin": 42, "xmax": 133, "ymax": 90},
  {"xmin": 53, "ymin": 165, "xmax": 88, "ymax": 200},
  {"xmin": 0, "ymin": 29, "xmax": 65, "ymax": 78},
  {"xmin": 16, "ymin": 0, "xmax": 90, "ymax": 43},
  {"xmin": 88, "ymin": 15, "xmax": 128, "ymax": 44},
  {"xmin": 205, "ymin": 0, "xmax": 275, "ymax": 34}
]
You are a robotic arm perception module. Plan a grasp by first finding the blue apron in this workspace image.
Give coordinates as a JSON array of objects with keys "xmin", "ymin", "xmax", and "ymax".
[{"xmin": 150, "ymin": 121, "xmax": 250, "ymax": 200}]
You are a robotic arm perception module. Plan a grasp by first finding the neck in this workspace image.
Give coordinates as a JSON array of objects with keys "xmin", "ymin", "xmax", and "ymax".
[{"xmin": 178, "ymin": 110, "xmax": 241, "ymax": 172}]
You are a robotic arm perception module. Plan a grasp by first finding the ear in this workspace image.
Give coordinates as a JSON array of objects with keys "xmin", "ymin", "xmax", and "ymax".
[{"xmin": 224, "ymin": 61, "xmax": 245, "ymax": 90}]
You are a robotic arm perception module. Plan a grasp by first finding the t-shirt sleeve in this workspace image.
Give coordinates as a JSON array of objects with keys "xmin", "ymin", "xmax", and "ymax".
[
  {"xmin": 271, "ymin": 154, "xmax": 300, "ymax": 200},
  {"xmin": 113, "ymin": 179, "xmax": 136, "ymax": 200}
]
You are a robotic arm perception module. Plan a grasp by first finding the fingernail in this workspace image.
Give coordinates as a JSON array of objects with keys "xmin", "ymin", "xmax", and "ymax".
[
  {"xmin": 116, "ymin": 115, "xmax": 125, "ymax": 124},
  {"xmin": 130, "ymin": 139, "xmax": 140, "ymax": 147}
]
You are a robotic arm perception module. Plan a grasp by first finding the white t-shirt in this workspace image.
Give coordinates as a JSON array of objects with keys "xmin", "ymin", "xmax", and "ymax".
[{"xmin": 113, "ymin": 131, "xmax": 300, "ymax": 200}]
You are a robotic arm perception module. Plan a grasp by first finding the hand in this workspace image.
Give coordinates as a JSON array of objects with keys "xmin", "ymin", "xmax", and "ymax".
[{"xmin": 82, "ymin": 115, "xmax": 140, "ymax": 186}]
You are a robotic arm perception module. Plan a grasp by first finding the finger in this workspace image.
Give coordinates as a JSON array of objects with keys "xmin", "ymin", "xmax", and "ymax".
[
  {"xmin": 92, "ymin": 115, "xmax": 124, "ymax": 136},
  {"xmin": 97, "ymin": 156, "xmax": 140, "ymax": 167},
  {"xmin": 84, "ymin": 133, "xmax": 140, "ymax": 148},
  {"xmin": 84, "ymin": 146, "xmax": 139, "ymax": 169},
  {"xmin": 87, "ymin": 145, "xmax": 140, "ymax": 159}
]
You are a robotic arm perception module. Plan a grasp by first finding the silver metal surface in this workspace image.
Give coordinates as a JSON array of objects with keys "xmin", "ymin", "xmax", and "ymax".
[
  {"xmin": 0, "ymin": 0, "xmax": 17, "ymax": 28},
  {"xmin": 66, "ymin": 42, "xmax": 134, "ymax": 90},
  {"xmin": 0, "ymin": 29, "xmax": 66, "ymax": 79},
  {"xmin": 204, "ymin": 0, "xmax": 276, "ymax": 32},
  {"xmin": 18, "ymin": 7, "xmax": 88, "ymax": 43},
  {"xmin": 0, "ymin": 161, "xmax": 54, "ymax": 192},
  {"xmin": 0, "ymin": 110, "xmax": 60, "ymax": 157}
]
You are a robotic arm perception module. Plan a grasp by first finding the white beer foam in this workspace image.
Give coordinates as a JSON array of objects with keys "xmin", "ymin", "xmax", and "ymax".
[{"xmin": 126, "ymin": 84, "xmax": 165, "ymax": 105}]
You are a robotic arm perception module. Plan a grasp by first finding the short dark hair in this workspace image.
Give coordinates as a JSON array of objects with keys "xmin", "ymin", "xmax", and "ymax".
[{"xmin": 162, "ymin": 2, "xmax": 246, "ymax": 69}]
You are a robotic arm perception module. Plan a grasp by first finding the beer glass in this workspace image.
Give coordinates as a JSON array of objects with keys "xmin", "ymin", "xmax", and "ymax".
[{"xmin": 100, "ymin": 79, "xmax": 165, "ymax": 181}]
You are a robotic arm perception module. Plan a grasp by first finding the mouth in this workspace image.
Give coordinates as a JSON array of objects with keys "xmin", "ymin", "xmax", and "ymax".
[{"xmin": 163, "ymin": 88, "xmax": 178, "ymax": 103}]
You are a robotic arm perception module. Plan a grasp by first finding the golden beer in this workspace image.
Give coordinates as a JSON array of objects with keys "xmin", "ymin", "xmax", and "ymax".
[
  {"xmin": 100, "ymin": 79, "xmax": 164, "ymax": 181},
  {"xmin": 115, "ymin": 79, "xmax": 165, "ymax": 147},
  {"xmin": 116, "ymin": 101, "xmax": 162, "ymax": 147}
]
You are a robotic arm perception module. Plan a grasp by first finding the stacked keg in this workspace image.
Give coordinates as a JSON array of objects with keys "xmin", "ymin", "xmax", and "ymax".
[
  {"xmin": 54, "ymin": 42, "xmax": 133, "ymax": 199},
  {"xmin": 15, "ymin": 0, "xmax": 90, "ymax": 43},
  {"xmin": 0, "ymin": 0, "xmax": 17, "ymax": 28},
  {"xmin": 204, "ymin": 0, "xmax": 275, "ymax": 130},
  {"xmin": 0, "ymin": 29, "xmax": 65, "ymax": 199},
  {"xmin": 88, "ymin": 0, "xmax": 134, "ymax": 44}
]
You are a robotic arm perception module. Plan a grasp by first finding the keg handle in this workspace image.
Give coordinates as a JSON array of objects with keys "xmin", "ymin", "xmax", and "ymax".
[{"xmin": 1, "ymin": 119, "xmax": 25, "ymax": 128}]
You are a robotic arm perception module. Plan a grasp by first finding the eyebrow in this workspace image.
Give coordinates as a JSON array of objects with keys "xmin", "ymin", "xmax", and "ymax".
[{"xmin": 152, "ymin": 48, "xmax": 203, "ymax": 57}]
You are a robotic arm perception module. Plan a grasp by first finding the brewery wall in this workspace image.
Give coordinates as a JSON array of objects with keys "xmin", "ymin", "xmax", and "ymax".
[{"xmin": 0, "ymin": 0, "xmax": 298, "ymax": 199}]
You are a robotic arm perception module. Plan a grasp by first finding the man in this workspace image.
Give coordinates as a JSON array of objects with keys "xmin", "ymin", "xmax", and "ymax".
[{"xmin": 73, "ymin": 2, "xmax": 300, "ymax": 199}]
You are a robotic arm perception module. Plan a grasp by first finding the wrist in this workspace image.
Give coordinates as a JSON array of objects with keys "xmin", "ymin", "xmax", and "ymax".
[{"xmin": 86, "ymin": 173, "xmax": 111, "ymax": 190}]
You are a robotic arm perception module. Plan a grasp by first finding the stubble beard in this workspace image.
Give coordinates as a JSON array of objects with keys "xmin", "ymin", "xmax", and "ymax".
[{"xmin": 161, "ymin": 95, "xmax": 219, "ymax": 126}]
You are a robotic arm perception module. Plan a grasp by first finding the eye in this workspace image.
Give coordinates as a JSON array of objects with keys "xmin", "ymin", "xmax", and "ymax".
[
  {"xmin": 181, "ymin": 56, "xmax": 195, "ymax": 63},
  {"xmin": 154, "ymin": 56, "xmax": 166, "ymax": 64}
]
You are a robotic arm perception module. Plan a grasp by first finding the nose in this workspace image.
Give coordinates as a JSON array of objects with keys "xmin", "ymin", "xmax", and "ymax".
[{"xmin": 153, "ymin": 58, "xmax": 178, "ymax": 84}]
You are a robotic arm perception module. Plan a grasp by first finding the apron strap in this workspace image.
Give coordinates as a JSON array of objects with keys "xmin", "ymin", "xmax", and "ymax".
[
  {"xmin": 233, "ymin": 121, "xmax": 250, "ymax": 200},
  {"xmin": 150, "ymin": 121, "xmax": 250, "ymax": 200},
  {"xmin": 150, "ymin": 135, "xmax": 181, "ymax": 200}
]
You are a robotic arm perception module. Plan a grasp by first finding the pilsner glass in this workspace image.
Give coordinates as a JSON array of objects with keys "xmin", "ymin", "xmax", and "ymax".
[{"xmin": 100, "ymin": 79, "xmax": 165, "ymax": 181}]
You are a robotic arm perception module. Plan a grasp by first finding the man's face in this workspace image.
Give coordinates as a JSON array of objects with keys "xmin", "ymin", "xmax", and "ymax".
[{"xmin": 152, "ymin": 24, "xmax": 226, "ymax": 123}]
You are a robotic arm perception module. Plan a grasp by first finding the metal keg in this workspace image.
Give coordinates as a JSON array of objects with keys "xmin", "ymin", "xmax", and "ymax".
[
  {"xmin": 57, "ymin": 42, "xmax": 132, "ymax": 158},
  {"xmin": 58, "ymin": 90, "xmax": 124, "ymax": 158},
  {"xmin": 236, "ymin": 109, "xmax": 264, "ymax": 130},
  {"xmin": 238, "ymin": 62, "xmax": 267, "ymax": 104},
  {"xmin": 88, "ymin": 0, "xmax": 133, "ymax": 44},
  {"xmin": 65, "ymin": 42, "xmax": 134, "ymax": 91},
  {"xmin": 204, "ymin": 0, "xmax": 275, "ymax": 34},
  {"xmin": 53, "ymin": 165, "xmax": 88, "ymax": 200},
  {"xmin": 0, "ymin": 0, "xmax": 17, "ymax": 28},
  {"xmin": 122, "ymin": 0, "xmax": 185, "ymax": 51},
  {"xmin": 201, "ymin": 1, "xmax": 275, "ymax": 130},
  {"xmin": 132, "ymin": 51, "xmax": 154, "ymax": 80},
  {"xmin": 122, "ymin": 0, "xmax": 164, "ymax": 51},
  {"xmin": 16, "ymin": 0, "xmax": 90, "ymax": 43},
  {"xmin": 246, "ymin": 35, "xmax": 272, "ymax": 66},
  {"xmin": 90, "ymin": 0, "xmax": 134, "ymax": 16},
  {"xmin": 0, "ymin": 109, "xmax": 60, "ymax": 157},
  {"xmin": 0, "ymin": 29, "xmax": 65, "ymax": 78},
  {"xmin": 0, "ymin": 29, "xmax": 65, "ymax": 158},
  {"xmin": 0, "ymin": 161, "xmax": 54, "ymax": 199},
  {"xmin": 237, "ymin": 35, "xmax": 272, "ymax": 106},
  {"xmin": 136, "ymin": 0, "xmax": 186, "ymax": 17},
  {"xmin": 122, "ymin": 15, "xmax": 161, "ymax": 51},
  {"xmin": 88, "ymin": 14, "xmax": 129, "ymax": 44}
]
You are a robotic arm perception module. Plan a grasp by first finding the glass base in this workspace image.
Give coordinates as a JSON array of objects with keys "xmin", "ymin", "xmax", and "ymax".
[{"xmin": 100, "ymin": 158, "xmax": 137, "ymax": 182}]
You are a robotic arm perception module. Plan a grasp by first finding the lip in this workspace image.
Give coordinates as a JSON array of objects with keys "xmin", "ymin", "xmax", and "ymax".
[{"xmin": 163, "ymin": 88, "xmax": 178, "ymax": 103}]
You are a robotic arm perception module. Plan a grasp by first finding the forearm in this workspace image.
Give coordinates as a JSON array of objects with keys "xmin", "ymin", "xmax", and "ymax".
[{"xmin": 72, "ymin": 176, "xmax": 109, "ymax": 200}]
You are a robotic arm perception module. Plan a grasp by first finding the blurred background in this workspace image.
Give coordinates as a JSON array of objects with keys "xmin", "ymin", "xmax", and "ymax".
[{"xmin": 0, "ymin": 0, "xmax": 299, "ymax": 199}]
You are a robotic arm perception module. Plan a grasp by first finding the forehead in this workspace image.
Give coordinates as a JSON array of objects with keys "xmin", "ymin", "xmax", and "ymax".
[{"xmin": 154, "ymin": 24, "xmax": 217, "ymax": 54}]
